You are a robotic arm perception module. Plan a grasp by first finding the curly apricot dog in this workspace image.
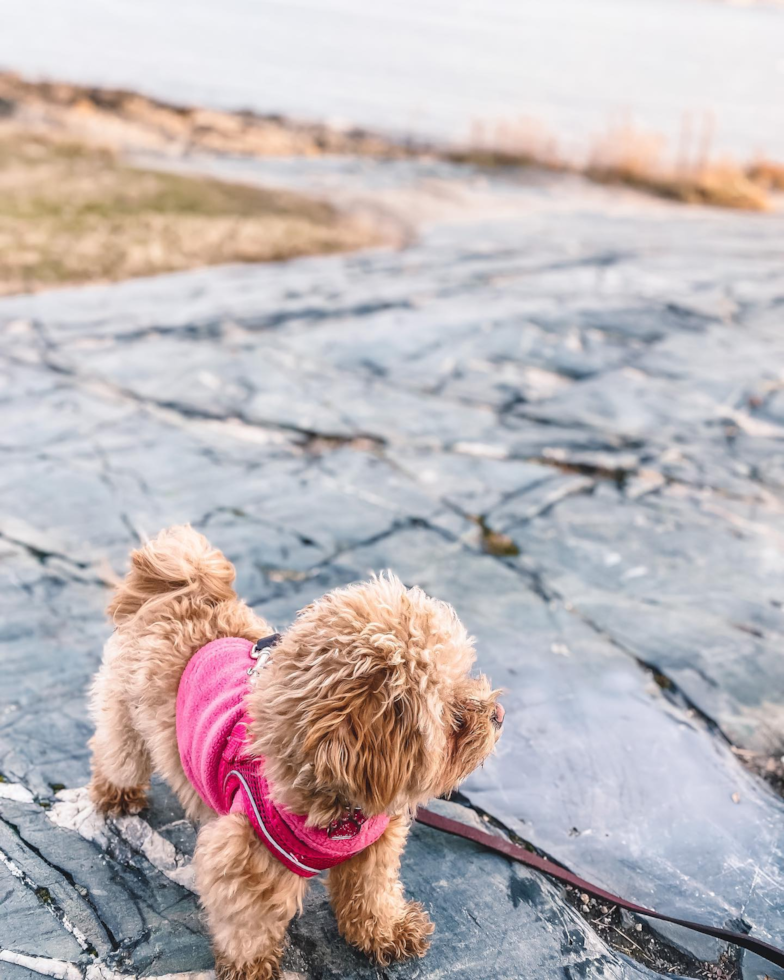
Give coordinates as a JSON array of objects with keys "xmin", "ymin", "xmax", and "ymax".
[{"xmin": 89, "ymin": 525, "xmax": 503, "ymax": 979}]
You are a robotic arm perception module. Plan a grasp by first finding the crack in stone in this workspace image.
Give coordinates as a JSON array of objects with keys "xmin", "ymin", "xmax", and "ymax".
[
  {"xmin": 36, "ymin": 349, "xmax": 390, "ymax": 451},
  {"xmin": 0, "ymin": 830, "xmax": 98, "ymax": 956},
  {"xmin": 67, "ymin": 298, "xmax": 416, "ymax": 348},
  {"xmin": 0, "ymin": 529, "xmax": 91, "ymax": 571},
  {"xmin": 528, "ymin": 454, "xmax": 634, "ymax": 489},
  {"xmin": 0, "ymin": 528, "xmax": 112, "ymax": 590},
  {"xmin": 0, "ymin": 805, "xmax": 121, "ymax": 953},
  {"xmin": 245, "ymin": 516, "xmax": 439, "ymax": 608}
]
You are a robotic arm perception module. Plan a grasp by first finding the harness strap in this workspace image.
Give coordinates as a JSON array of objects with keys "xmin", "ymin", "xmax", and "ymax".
[{"xmin": 415, "ymin": 807, "xmax": 784, "ymax": 970}]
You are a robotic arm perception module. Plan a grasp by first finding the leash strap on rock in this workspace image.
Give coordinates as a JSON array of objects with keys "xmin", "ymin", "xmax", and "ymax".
[{"xmin": 415, "ymin": 807, "xmax": 784, "ymax": 970}]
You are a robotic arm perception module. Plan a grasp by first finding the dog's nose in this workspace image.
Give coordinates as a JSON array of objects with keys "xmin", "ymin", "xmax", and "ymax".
[{"xmin": 493, "ymin": 702, "xmax": 505, "ymax": 726}]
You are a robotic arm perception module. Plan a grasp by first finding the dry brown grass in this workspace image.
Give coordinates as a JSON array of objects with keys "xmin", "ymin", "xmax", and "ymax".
[
  {"xmin": 746, "ymin": 158, "xmax": 784, "ymax": 191},
  {"xmin": 0, "ymin": 128, "xmax": 381, "ymax": 295},
  {"xmin": 454, "ymin": 115, "xmax": 775, "ymax": 212},
  {"xmin": 448, "ymin": 118, "xmax": 563, "ymax": 171},
  {"xmin": 585, "ymin": 120, "xmax": 768, "ymax": 211}
]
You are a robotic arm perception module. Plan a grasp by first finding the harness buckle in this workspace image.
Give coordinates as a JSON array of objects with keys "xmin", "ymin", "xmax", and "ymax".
[{"xmin": 327, "ymin": 807, "xmax": 367, "ymax": 840}]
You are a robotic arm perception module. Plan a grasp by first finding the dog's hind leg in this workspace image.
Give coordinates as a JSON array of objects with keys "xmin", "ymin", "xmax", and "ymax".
[{"xmin": 88, "ymin": 665, "xmax": 151, "ymax": 815}]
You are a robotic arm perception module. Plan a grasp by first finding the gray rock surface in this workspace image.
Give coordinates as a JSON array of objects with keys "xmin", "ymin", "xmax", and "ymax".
[{"xmin": 1, "ymin": 165, "xmax": 783, "ymax": 979}]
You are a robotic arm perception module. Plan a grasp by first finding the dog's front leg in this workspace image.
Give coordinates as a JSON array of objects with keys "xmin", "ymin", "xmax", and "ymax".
[
  {"xmin": 194, "ymin": 813, "xmax": 308, "ymax": 980},
  {"xmin": 328, "ymin": 814, "xmax": 433, "ymax": 965}
]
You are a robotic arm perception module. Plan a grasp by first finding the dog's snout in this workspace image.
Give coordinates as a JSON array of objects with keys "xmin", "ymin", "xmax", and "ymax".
[{"xmin": 492, "ymin": 701, "xmax": 505, "ymax": 728}]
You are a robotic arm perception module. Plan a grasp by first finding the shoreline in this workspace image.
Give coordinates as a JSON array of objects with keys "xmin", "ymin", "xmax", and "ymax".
[
  {"xmin": 0, "ymin": 72, "xmax": 424, "ymax": 161},
  {"xmin": 3, "ymin": 71, "xmax": 781, "ymax": 214}
]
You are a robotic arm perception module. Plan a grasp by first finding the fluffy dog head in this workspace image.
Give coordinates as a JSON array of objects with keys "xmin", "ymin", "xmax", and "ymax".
[{"xmin": 249, "ymin": 574, "xmax": 502, "ymax": 826}]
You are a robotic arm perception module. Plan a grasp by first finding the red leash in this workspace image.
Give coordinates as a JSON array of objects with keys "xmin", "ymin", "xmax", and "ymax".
[{"xmin": 416, "ymin": 807, "xmax": 784, "ymax": 970}]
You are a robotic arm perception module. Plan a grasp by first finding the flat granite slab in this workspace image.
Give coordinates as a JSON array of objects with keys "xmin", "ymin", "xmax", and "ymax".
[{"xmin": 1, "ymin": 169, "xmax": 783, "ymax": 980}]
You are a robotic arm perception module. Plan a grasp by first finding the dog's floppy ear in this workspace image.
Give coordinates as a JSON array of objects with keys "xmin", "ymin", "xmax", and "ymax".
[{"xmin": 305, "ymin": 695, "xmax": 424, "ymax": 819}]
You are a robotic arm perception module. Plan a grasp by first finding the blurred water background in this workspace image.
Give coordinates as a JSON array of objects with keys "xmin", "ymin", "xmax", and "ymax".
[{"xmin": 1, "ymin": 0, "xmax": 783, "ymax": 160}]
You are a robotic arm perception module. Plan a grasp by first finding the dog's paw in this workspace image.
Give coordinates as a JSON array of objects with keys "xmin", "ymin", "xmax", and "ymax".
[
  {"xmin": 89, "ymin": 775, "xmax": 148, "ymax": 816},
  {"xmin": 214, "ymin": 951, "xmax": 281, "ymax": 980},
  {"xmin": 347, "ymin": 900, "xmax": 434, "ymax": 966},
  {"xmin": 381, "ymin": 901, "xmax": 434, "ymax": 963}
]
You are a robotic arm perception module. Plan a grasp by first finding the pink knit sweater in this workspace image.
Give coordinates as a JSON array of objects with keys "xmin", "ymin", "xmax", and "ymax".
[{"xmin": 175, "ymin": 637, "xmax": 389, "ymax": 877}]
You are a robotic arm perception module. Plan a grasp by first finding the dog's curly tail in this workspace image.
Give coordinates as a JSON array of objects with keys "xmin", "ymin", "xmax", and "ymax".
[{"xmin": 108, "ymin": 524, "xmax": 236, "ymax": 624}]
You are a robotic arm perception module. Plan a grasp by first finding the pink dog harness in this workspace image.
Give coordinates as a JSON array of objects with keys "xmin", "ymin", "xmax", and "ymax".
[{"xmin": 175, "ymin": 636, "xmax": 389, "ymax": 877}]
